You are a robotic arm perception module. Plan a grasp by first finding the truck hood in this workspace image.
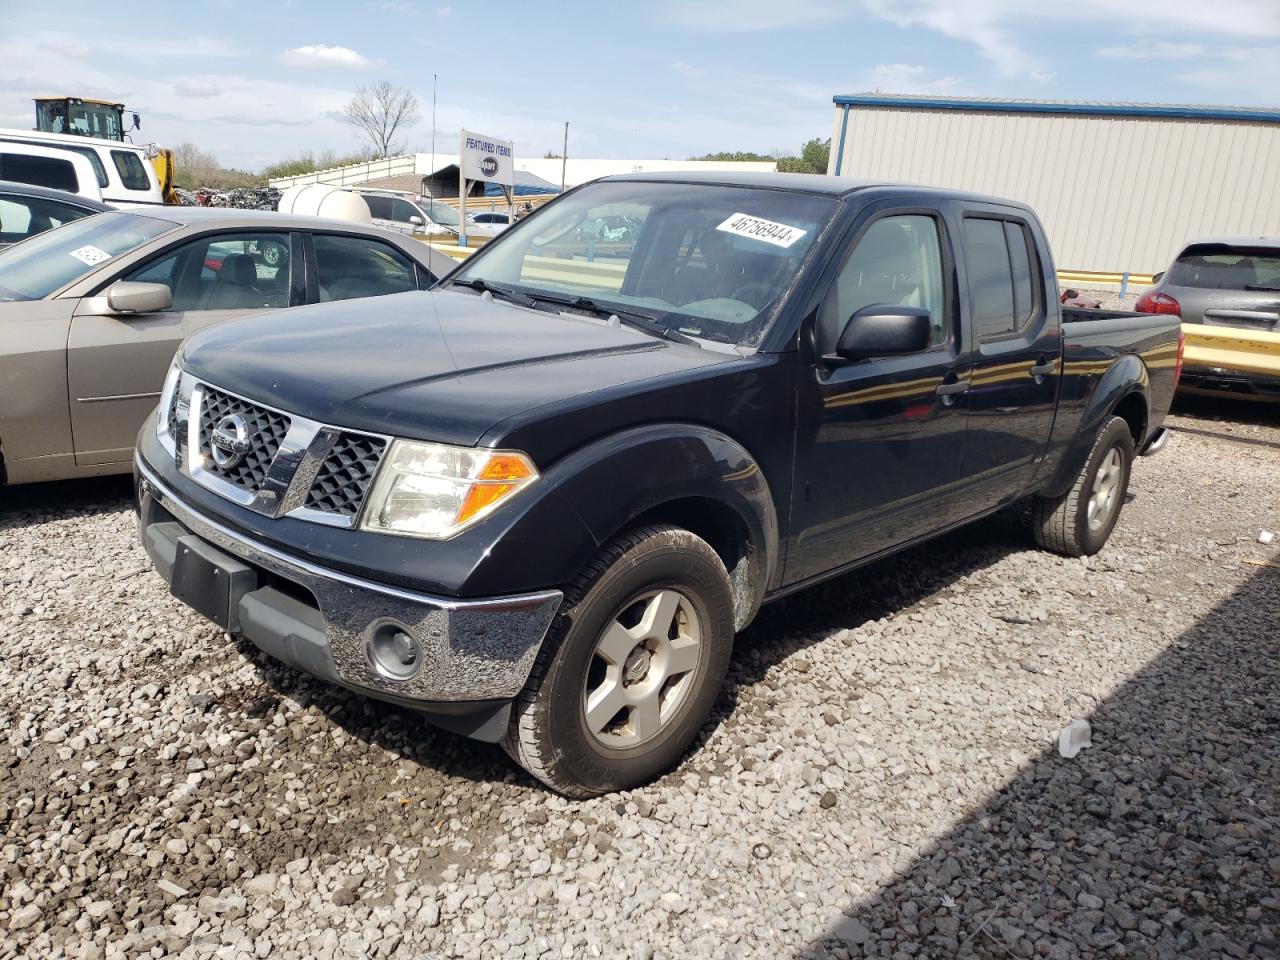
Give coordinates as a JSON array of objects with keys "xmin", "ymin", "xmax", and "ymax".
[{"xmin": 180, "ymin": 289, "xmax": 733, "ymax": 446}]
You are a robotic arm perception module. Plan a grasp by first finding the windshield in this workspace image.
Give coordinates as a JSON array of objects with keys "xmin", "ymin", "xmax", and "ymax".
[
  {"xmin": 0, "ymin": 212, "xmax": 174, "ymax": 301},
  {"xmin": 448, "ymin": 181, "xmax": 838, "ymax": 348},
  {"xmin": 1167, "ymin": 244, "xmax": 1280, "ymax": 290}
]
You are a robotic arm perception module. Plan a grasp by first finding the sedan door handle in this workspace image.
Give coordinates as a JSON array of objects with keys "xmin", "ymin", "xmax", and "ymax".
[{"xmin": 1029, "ymin": 356, "xmax": 1058, "ymax": 380}]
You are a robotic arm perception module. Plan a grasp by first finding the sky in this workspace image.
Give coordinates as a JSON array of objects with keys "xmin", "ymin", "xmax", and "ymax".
[{"xmin": 1, "ymin": 0, "xmax": 1278, "ymax": 172}]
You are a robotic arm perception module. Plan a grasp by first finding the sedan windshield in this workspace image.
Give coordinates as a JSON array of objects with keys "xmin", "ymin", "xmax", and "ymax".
[
  {"xmin": 448, "ymin": 181, "xmax": 839, "ymax": 348},
  {"xmin": 1166, "ymin": 244, "xmax": 1280, "ymax": 290},
  {"xmin": 0, "ymin": 212, "xmax": 174, "ymax": 301}
]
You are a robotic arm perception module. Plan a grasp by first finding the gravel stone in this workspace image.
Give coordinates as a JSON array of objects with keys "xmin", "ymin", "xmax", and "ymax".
[{"xmin": 1, "ymin": 397, "xmax": 1277, "ymax": 959}]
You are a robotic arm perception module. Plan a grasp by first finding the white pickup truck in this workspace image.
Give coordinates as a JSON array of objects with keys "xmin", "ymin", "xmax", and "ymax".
[{"xmin": 0, "ymin": 128, "xmax": 164, "ymax": 205}]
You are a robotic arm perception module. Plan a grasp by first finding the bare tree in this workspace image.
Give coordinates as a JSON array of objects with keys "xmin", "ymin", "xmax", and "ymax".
[{"xmin": 341, "ymin": 82, "xmax": 421, "ymax": 158}]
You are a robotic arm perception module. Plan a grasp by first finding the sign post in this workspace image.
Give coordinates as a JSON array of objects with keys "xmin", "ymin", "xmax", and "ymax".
[{"xmin": 459, "ymin": 129, "xmax": 515, "ymax": 247}]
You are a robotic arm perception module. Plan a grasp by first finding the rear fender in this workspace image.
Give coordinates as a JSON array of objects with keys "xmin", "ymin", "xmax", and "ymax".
[{"xmin": 1042, "ymin": 354, "xmax": 1148, "ymax": 499}]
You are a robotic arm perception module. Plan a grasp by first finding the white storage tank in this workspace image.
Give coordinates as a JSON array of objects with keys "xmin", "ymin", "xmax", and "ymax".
[{"xmin": 277, "ymin": 184, "xmax": 372, "ymax": 223}]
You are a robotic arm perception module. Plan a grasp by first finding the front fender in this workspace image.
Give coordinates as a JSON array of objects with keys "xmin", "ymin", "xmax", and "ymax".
[
  {"xmin": 463, "ymin": 423, "xmax": 779, "ymax": 618},
  {"xmin": 1042, "ymin": 354, "xmax": 1148, "ymax": 499}
]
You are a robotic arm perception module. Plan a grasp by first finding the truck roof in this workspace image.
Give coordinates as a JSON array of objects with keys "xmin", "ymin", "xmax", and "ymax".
[{"xmin": 598, "ymin": 170, "xmax": 1027, "ymax": 208}]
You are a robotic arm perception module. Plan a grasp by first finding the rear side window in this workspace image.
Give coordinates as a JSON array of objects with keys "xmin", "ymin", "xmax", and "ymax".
[
  {"xmin": 1166, "ymin": 245, "xmax": 1280, "ymax": 290},
  {"xmin": 963, "ymin": 217, "xmax": 1038, "ymax": 339},
  {"xmin": 363, "ymin": 196, "xmax": 392, "ymax": 219},
  {"xmin": 111, "ymin": 150, "xmax": 151, "ymax": 191},
  {"xmin": 0, "ymin": 195, "xmax": 96, "ymax": 243},
  {"xmin": 0, "ymin": 153, "xmax": 79, "ymax": 193},
  {"xmin": 314, "ymin": 233, "xmax": 418, "ymax": 302}
]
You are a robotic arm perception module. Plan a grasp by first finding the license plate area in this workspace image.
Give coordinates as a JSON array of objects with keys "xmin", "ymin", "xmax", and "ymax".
[{"xmin": 171, "ymin": 535, "xmax": 259, "ymax": 631}]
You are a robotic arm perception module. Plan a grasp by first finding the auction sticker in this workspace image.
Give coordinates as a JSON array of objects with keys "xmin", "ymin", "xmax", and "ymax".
[
  {"xmin": 716, "ymin": 213, "xmax": 807, "ymax": 248},
  {"xmin": 68, "ymin": 245, "xmax": 112, "ymax": 266}
]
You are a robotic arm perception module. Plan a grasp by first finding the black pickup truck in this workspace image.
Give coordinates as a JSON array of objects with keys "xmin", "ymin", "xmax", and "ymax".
[{"xmin": 136, "ymin": 173, "xmax": 1181, "ymax": 796}]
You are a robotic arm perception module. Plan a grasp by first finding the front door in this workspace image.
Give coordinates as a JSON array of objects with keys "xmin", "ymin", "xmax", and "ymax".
[
  {"xmin": 954, "ymin": 211, "xmax": 1061, "ymax": 505},
  {"xmin": 67, "ymin": 230, "xmax": 296, "ymax": 465},
  {"xmin": 788, "ymin": 208, "xmax": 972, "ymax": 585}
]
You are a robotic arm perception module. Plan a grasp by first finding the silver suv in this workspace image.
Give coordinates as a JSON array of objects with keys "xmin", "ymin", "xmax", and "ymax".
[{"xmin": 355, "ymin": 189, "xmax": 502, "ymax": 240}]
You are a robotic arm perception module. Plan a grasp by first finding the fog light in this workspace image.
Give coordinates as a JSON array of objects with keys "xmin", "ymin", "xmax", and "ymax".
[{"xmin": 368, "ymin": 624, "xmax": 422, "ymax": 681}]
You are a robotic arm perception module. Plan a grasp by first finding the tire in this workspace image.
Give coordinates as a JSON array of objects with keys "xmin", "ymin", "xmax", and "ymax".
[
  {"xmin": 1032, "ymin": 415, "xmax": 1135, "ymax": 557},
  {"xmin": 503, "ymin": 524, "xmax": 735, "ymax": 797},
  {"xmin": 261, "ymin": 241, "xmax": 284, "ymax": 268}
]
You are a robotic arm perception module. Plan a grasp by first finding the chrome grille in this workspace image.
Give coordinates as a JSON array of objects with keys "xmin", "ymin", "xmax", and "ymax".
[
  {"xmin": 197, "ymin": 386, "xmax": 291, "ymax": 492},
  {"xmin": 303, "ymin": 433, "xmax": 387, "ymax": 519}
]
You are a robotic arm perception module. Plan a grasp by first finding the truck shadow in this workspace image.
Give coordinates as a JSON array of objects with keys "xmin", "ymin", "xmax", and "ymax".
[
  {"xmin": 0, "ymin": 475, "xmax": 134, "ymax": 533},
  {"xmin": 790, "ymin": 558, "xmax": 1279, "ymax": 959}
]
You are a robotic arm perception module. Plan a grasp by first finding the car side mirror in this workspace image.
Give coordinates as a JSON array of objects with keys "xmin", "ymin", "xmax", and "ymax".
[
  {"xmin": 107, "ymin": 281, "xmax": 172, "ymax": 314},
  {"xmin": 408, "ymin": 215, "xmax": 424, "ymax": 227},
  {"xmin": 833, "ymin": 304, "xmax": 933, "ymax": 361},
  {"xmin": 1151, "ymin": 271, "xmax": 1164, "ymax": 284}
]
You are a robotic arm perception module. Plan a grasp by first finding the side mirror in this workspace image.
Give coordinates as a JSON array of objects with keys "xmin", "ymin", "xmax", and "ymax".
[
  {"xmin": 107, "ymin": 281, "xmax": 172, "ymax": 314},
  {"xmin": 834, "ymin": 304, "xmax": 933, "ymax": 361},
  {"xmin": 408, "ymin": 214, "xmax": 425, "ymax": 227},
  {"xmin": 1151, "ymin": 271, "xmax": 1164, "ymax": 285},
  {"xmin": 132, "ymin": 113, "xmax": 141, "ymax": 130}
]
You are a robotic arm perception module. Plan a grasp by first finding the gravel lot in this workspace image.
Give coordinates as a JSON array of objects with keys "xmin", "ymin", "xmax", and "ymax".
[{"xmin": 2, "ymin": 395, "xmax": 1277, "ymax": 960}]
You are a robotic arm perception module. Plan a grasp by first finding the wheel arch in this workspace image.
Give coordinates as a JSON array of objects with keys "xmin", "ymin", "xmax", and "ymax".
[
  {"xmin": 1042, "ymin": 354, "xmax": 1149, "ymax": 499},
  {"xmin": 545, "ymin": 423, "xmax": 779, "ymax": 632}
]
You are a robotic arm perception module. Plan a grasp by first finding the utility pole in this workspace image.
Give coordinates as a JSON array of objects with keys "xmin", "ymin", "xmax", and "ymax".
[
  {"xmin": 430, "ymin": 73, "xmax": 437, "ymax": 195},
  {"xmin": 561, "ymin": 121, "xmax": 568, "ymax": 193}
]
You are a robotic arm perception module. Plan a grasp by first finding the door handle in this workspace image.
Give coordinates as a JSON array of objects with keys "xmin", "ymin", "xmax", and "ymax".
[
  {"xmin": 1029, "ymin": 356, "xmax": 1058, "ymax": 381},
  {"xmin": 935, "ymin": 379, "xmax": 970, "ymax": 405}
]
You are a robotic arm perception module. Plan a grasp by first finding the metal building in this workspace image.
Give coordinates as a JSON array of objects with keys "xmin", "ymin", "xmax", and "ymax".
[{"xmin": 828, "ymin": 94, "xmax": 1280, "ymax": 278}]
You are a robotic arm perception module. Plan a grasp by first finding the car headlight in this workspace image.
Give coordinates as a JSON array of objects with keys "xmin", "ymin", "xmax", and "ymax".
[
  {"xmin": 157, "ymin": 360, "xmax": 194, "ymax": 456},
  {"xmin": 360, "ymin": 440, "xmax": 538, "ymax": 539}
]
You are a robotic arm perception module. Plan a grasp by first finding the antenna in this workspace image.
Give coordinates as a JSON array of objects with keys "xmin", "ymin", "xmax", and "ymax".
[{"xmin": 430, "ymin": 73, "xmax": 438, "ymax": 194}]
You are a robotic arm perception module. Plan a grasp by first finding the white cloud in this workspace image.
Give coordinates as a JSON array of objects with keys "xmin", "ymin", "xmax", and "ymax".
[
  {"xmin": 174, "ymin": 79, "xmax": 223, "ymax": 99},
  {"xmin": 437, "ymin": 5, "xmax": 453, "ymax": 17},
  {"xmin": 1180, "ymin": 45, "xmax": 1280, "ymax": 92},
  {"xmin": 280, "ymin": 44, "xmax": 377, "ymax": 70},
  {"xmin": 863, "ymin": 0, "xmax": 1280, "ymax": 78},
  {"xmin": 866, "ymin": 63, "xmax": 964, "ymax": 94},
  {"xmin": 673, "ymin": 60, "xmax": 706, "ymax": 78},
  {"xmin": 1097, "ymin": 41, "xmax": 1204, "ymax": 60}
]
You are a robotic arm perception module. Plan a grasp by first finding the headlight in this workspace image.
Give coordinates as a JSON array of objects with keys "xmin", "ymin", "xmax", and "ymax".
[
  {"xmin": 360, "ymin": 440, "xmax": 538, "ymax": 539},
  {"xmin": 157, "ymin": 360, "xmax": 193, "ymax": 456}
]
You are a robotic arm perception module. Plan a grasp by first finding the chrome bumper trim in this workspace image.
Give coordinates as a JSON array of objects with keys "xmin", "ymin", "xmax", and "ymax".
[
  {"xmin": 1140, "ymin": 427, "xmax": 1171, "ymax": 457},
  {"xmin": 136, "ymin": 454, "xmax": 562, "ymax": 701}
]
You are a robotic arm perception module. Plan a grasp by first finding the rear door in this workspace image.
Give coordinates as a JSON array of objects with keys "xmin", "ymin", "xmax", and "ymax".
[
  {"xmin": 66, "ymin": 230, "xmax": 300, "ymax": 465},
  {"xmin": 953, "ymin": 207, "xmax": 1060, "ymax": 505}
]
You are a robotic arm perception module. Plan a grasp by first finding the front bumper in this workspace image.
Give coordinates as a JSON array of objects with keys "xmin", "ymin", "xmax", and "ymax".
[{"xmin": 136, "ymin": 454, "xmax": 562, "ymax": 741}]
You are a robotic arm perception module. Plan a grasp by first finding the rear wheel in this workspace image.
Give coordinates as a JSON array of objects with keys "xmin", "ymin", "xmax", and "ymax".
[
  {"xmin": 1032, "ymin": 415, "xmax": 1134, "ymax": 557},
  {"xmin": 503, "ymin": 524, "xmax": 735, "ymax": 797}
]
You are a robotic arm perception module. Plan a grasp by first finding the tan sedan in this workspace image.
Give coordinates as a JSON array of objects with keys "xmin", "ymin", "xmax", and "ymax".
[{"xmin": 0, "ymin": 207, "xmax": 455, "ymax": 485}]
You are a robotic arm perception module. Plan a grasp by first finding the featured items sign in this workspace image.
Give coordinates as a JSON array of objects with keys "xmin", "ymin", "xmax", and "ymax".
[{"xmin": 460, "ymin": 130, "xmax": 514, "ymax": 186}]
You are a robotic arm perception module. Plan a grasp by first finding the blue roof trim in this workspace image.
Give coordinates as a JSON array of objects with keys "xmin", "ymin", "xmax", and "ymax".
[{"xmin": 831, "ymin": 94, "xmax": 1280, "ymax": 125}]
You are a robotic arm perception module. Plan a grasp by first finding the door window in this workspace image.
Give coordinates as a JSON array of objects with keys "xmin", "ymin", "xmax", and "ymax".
[
  {"xmin": 121, "ymin": 232, "xmax": 291, "ymax": 311},
  {"xmin": 963, "ymin": 217, "xmax": 1039, "ymax": 340},
  {"xmin": 111, "ymin": 151, "xmax": 151, "ymax": 191},
  {"xmin": 313, "ymin": 234, "xmax": 418, "ymax": 302},
  {"xmin": 823, "ymin": 215, "xmax": 948, "ymax": 350},
  {"xmin": 389, "ymin": 198, "xmax": 420, "ymax": 224}
]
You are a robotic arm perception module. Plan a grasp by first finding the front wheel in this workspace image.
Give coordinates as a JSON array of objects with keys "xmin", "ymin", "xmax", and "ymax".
[
  {"xmin": 1032, "ymin": 415, "xmax": 1135, "ymax": 557},
  {"xmin": 503, "ymin": 524, "xmax": 735, "ymax": 797}
]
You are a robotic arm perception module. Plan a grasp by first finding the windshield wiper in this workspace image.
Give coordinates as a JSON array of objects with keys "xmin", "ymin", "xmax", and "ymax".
[
  {"xmin": 524, "ymin": 291, "xmax": 700, "ymax": 348},
  {"xmin": 1244, "ymin": 284, "xmax": 1280, "ymax": 292},
  {"xmin": 449, "ymin": 277, "xmax": 537, "ymax": 308}
]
